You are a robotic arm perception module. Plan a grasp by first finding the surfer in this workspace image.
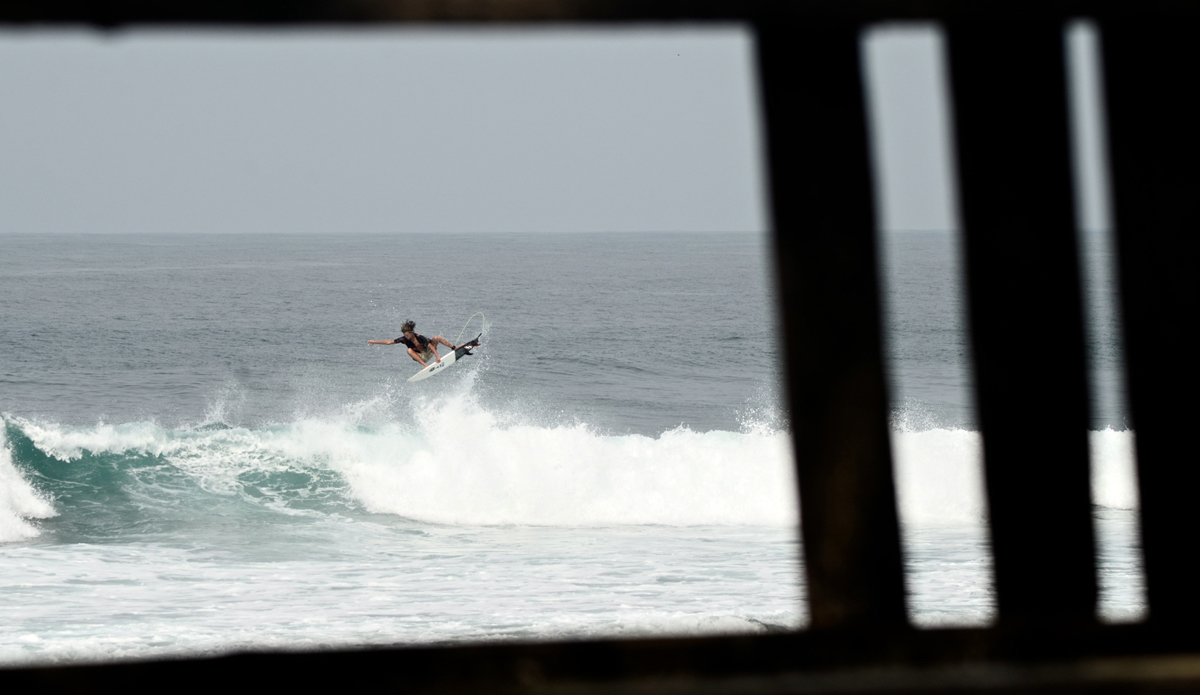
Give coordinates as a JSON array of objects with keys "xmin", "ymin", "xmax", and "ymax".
[{"xmin": 368, "ymin": 320, "xmax": 458, "ymax": 367}]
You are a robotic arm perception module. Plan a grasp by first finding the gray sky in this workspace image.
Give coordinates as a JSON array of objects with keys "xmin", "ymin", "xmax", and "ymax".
[
  {"xmin": 0, "ymin": 28, "xmax": 764, "ymax": 234},
  {"xmin": 0, "ymin": 24, "xmax": 1108, "ymax": 235},
  {"xmin": 863, "ymin": 24, "xmax": 959, "ymax": 234},
  {"xmin": 863, "ymin": 21, "xmax": 1111, "ymax": 235}
]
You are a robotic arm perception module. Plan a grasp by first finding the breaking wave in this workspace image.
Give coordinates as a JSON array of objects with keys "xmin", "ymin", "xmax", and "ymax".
[
  {"xmin": 0, "ymin": 393, "xmax": 798, "ymax": 542},
  {"xmin": 0, "ymin": 430, "xmax": 56, "ymax": 543},
  {"xmin": 2, "ymin": 397, "xmax": 1141, "ymax": 543}
]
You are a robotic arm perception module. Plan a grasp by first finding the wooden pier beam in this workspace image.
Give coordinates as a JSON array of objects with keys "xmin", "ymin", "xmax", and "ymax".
[
  {"xmin": 1102, "ymin": 18, "xmax": 1200, "ymax": 626},
  {"xmin": 946, "ymin": 20, "xmax": 1097, "ymax": 624},
  {"xmin": 756, "ymin": 18, "xmax": 908, "ymax": 630}
]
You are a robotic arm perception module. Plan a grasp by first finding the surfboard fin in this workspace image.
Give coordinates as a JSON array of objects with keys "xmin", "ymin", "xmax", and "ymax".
[{"xmin": 455, "ymin": 333, "xmax": 482, "ymax": 357}]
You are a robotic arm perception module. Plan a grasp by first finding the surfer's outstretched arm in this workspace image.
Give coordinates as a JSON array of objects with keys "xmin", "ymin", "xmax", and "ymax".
[{"xmin": 367, "ymin": 339, "xmax": 399, "ymax": 345}]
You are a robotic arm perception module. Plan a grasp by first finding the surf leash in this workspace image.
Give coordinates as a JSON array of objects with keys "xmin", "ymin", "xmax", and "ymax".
[{"xmin": 454, "ymin": 312, "xmax": 486, "ymax": 346}]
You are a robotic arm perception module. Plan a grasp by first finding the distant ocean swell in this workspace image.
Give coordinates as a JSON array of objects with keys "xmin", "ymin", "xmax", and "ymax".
[{"xmin": 2, "ymin": 403, "xmax": 1140, "ymax": 544}]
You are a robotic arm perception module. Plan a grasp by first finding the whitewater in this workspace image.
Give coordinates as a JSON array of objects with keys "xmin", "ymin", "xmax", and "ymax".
[
  {"xmin": 1, "ymin": 395, "xmax": 798, "ymax": 534},
  {"xmin": 0, "ymin": 387, "xmax": 810, "ymax": 664},
  {"xmin": 0, "ymin": 406, "xmax": 1145, "ymax": 662},
  {"xmin": 0, "ymin": 232, "xmax": 1146, "ymax": 665},
  {"xmin": 1, "ymin": 407, "xmax": 1140, "ymax": 543}
]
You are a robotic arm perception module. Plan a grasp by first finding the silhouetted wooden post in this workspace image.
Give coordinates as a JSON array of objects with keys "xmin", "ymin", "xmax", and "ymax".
[
  {"xmin": 1102, "ymin": 19, "xmax": 1200, "ymax": 626},
  {"xmin": 755, "ymin": 18, "xmax": 908, "ymax": 630},
  {"xmin": 946, "ymin": 20, "xmax": 1097, "ymax": 624}
]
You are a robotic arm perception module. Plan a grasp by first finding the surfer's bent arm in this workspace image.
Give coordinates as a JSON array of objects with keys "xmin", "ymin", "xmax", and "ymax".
[{"xmin": 367, "ymin": 339, "xmax": 399, "ymax": 345}]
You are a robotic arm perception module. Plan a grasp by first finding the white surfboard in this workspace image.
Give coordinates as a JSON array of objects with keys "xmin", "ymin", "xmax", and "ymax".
[{"xmin": 407, "ymin": 334, "xmax": 482, "ymax": 382}]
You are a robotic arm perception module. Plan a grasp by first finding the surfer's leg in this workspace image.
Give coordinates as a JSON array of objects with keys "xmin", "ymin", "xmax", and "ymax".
[{"xmin": 431, "ymin": 335, "xmax": 454, "ymax": 348}]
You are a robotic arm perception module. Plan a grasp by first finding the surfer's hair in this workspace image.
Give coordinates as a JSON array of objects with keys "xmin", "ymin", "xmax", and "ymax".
[{"xmin": 401, "ymin": 320, "xmax": 416, "ymax": 333}]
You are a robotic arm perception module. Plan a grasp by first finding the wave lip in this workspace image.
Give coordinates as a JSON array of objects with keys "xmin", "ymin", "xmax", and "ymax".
[{"xmin": 0, "ymin": 424, "xmax": 56, "ymax": 542}]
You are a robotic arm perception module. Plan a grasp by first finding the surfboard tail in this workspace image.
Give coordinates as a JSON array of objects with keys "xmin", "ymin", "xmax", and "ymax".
[{"xmin": 454, "ymin": 333, "xmax": 482, "ymax": 358}]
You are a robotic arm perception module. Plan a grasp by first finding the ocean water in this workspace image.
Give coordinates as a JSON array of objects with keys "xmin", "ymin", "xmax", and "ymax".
[
  {"xmin": 0, "ymin": 231, "xmax": 1142, "ymax": 666},
  {"xmin": 880, "ymin": 229, "xmax": 1144, "ymax": 626}
]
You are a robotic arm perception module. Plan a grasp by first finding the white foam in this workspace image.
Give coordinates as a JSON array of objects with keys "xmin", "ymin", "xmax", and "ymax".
[
  {"xmin": 262, "ymin": 394, "xmax": 799, "ymax": 525},
  {"xmin": 892, "ymin": 427, "xmax": 986, "ymax": 526},
  {"xmin": 16, "ymin": 419, "xmax": 174, "ymax": 461},
  {"xmin": 891, "ymin": 426, "xmax": 1139, "ymax": 527},
  {"xmin": 1090, "ymin": 428, "xmax": 1138, "ymax": 509},
  {"xmin": 6, "ymin": 397, "xmax": 799, "ymax": 527},
  {"xmin": 8, "ymin": 402, "xmax": 1143, "ymax": 531},
  {"xmin": 332, "ymin": 406, "xmax": 798, "ymax": 526},
  {"xmin": 0, "ymin": 426, "xmax": 56, "ymax": 543}
]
